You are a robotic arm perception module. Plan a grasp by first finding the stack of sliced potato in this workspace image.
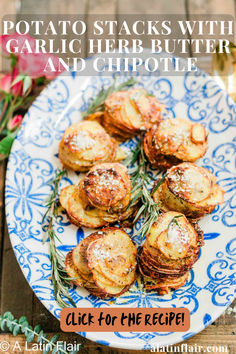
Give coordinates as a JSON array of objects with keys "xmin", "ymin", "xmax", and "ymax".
[
  {"xmin": 65, "ymin": 227, "xmax": 137, "ymax": 298},
  {"xmin": 153, "ymin": 162, "xmax": 225, "ymax": 219},
  {"xmin": 138, "ymin": 211, "xmax": 204, "ymax": 294},
  {"xmin": 144, "ymin": 118, "xmax": 208, "ymax": 169},
  {"xmin": 101, "ymin": 88, "xmax": 165, "ymax": 140},
  {"xmin": 59, "ymin": 120, "xmax": 126, "ymax": 172},
  {"xmin": 60, "ymin": 163, "xmax": 138, "ymax": 228}
]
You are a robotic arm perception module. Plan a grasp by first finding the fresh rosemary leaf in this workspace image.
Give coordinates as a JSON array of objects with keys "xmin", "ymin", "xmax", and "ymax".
[
  {"xmin": 82, "ymin": 77, "xmax": 137, "ymax": 118},
  {"xmin": 42, "ymin": 168, "xmax": 76, "ymax": 309},
  {"xmin": 151, "ymin": 173, "xmax": 166, "ymax": 195},
  {"xmin": 127, "ymin": 137, "xmax": 165, "ymax": 240},
  {"xmin": 167, "ymin": 215, "xmax": 183, "ymax": 231}
]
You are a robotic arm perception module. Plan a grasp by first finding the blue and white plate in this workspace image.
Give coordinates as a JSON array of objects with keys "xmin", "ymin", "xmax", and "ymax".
[{"xmin": 5, "ymin": 54, "xmax": 236, "ymax": 350}]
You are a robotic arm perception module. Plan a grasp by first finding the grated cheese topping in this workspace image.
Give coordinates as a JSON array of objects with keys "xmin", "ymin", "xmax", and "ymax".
[
  {"xmin": 66, "ymin": 131, "xmax": 96, "ymax": 151},
  {"xmin": 156, "ymin": 119, "xmax": 190, "ymax": 152},
  {"xmin": 168, "ymin": 166, "xmax": 208, "ymax": 202},
  {"xmin": 167, "ymin": 222, "xmax": 189, "ymax": 253},
  {"xmin": 92, "ymin": 243, "xmax": 111, "ymax": 261},
  {"xmin": 93, "ymin": 169, "xmax": 121, "ymax": 192}
]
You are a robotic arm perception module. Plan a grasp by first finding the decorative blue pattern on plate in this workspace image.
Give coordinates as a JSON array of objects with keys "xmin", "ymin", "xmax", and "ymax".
[{"xmin": 5, "ymin": 52, "xmax": 236, "ymax": 350}]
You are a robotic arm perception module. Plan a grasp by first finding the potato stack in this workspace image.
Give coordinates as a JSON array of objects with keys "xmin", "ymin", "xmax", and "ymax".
[
  {"xmin": 144, "ymin": 118, "xmax": 208, "ymax": 169},
  {"xmin": 138, "ymin": 211, "xmax": 204, "ymax": 294},
  {"xmin": 59, "ymin": 121, "xmax": 126, "ymax": 172},
  {"xmin": 153, "ymin": 162, "xmax": 225, "ymax": 219},
  {"xmin": 60, "ymin": 162, "xmax": 137, "ymax": 228},
  {"xmin": 65, "ymin": 227, "xmax": 137, "ymax": 298},
  {"xmin": 102, "ymin": 88, "xmax": 165, "ymax": 140}
]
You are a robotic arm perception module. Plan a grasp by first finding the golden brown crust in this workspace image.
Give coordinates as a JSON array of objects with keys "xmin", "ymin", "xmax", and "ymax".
[
  {"xmin": 65, "ymin": 227, "xmax": 137, "ymax": 298},
  {"xmin": 87, "ymin": 227, "xmax": 137, "ymax": 287},
  {"xmin": 65, "ymin": 251, "xmax": 86, "ymax": 287},
  {"xmin": 59, "ymin": 121, "xmax": 117, "ymax": 171},
  {"xmin": 144, "ymin": 118, "xmax": 208, "ymax": 169},
  {"xmin": 65, "ymin": 187, "xmax": 107, "ymax": 228},
  {"xmin": 137, "ymin": 211, "xmax": 203, "ymax": 294},
  {"xmin": 102, "ymin": 89, "xmax": 164, "ymax": 140},
  {"xmin": 142, "ymin": 272, "xmax": 190, "ymax": 294},
  {"xmin": 153, "ymin": 163, "xmax": 225, "ymax": 219},
  {"xmin": 59, "ymin": 163, "xmax": 136, "ymax": 228},
  {"xmin": 80, "ymin": 163, "xmax": 131, "ymax": 212}
]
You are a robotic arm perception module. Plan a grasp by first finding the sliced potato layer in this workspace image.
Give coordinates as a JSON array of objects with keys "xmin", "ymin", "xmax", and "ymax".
[
  {"xmin": 103, "ymin": 88, "xmax": 164, "ymax": 140},
  {"xmin": 153, "ymin": 162, "xmax": 225, "ymax": 219},
  {"xmin": 65, "ymin": 228, "xmax": 137, "ymax": 298},
  {"xmin": 87, "ymin": 228, "xmax": 137, "ymax": 286},
  {"xmin": 144, "ymin": 118, "xmax": 208, "ymax": 169},
  {"xmin": 142, "ymin": 272, "xmax": 189, "ymax": 294},
  {"xmin": 80, "ymin": 163, "xmax": 131, "ymax": 212},
  {"xmin": 59, "ymin": 120, "xmax": 124, "ymax": 171},
  {"xmin": 138, "ymin": 211, "xmax": 203, "ymax": 294},
  {"xmin": 60, "ymin": 162, "xmax": 136, "ymax": 228}
]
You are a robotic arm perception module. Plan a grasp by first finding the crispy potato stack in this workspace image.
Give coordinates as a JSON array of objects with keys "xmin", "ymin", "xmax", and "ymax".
[
  {"xmin": 139, "ymin": 211, "xmax": 204, "ymax": 294},
  {"xmin": 60, "ymin": 163, "xmax": 136, "ymax": 228},
  {"xmin": 144, "ymin": 118, "xmax": 208, "ymax": 169},
  {"xmin": 153, "ymin": 162, "xmax": 225, "ymax": 219},
  {"xmin": 65, "ymin": 227, "xmax": 137, "ymax": 298},
  {"xmin": 59, "ymin": 121, "xmax": 125, "ymax": 172},
  {"xmin": 101, "ymin": 88, "xmax": 165, "ymax": 140}
]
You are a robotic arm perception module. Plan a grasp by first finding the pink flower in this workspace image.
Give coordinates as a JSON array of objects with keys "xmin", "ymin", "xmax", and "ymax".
[
  {"xmin": 0, "ymin": 33, "xmax": 64, "ymax": 79},
  {"xmin": 1, "ymin": 68, "xmax": 23, "ymax": 95},
  {"xmin": 7, "ymin": 114, "xmax": 23, "ymax": 131},
  {"xmin": 0, "ymin": 33, "xmax": 36, "ymax": 54},
  {"xmin": 18, "ymin": 53, "xmax": 64, "ymax": 79}
]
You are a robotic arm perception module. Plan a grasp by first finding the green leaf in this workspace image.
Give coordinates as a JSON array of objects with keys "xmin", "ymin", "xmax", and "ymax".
[
  {"xmin": 4, "ymin": 312, "xmax": 14, "ymax": 320},
  {"xmin": 21, "ymin": 320, "xmax": 29, "ymax": 332},
  {"xmin": 82, "ymin": 77, "xmax": 137, "ymax": 117},
  {"xmin": 43, "ymin": 349, "xmax": 50, "ymax": 354},
  {"xmin": 0, "ymin": 131, "xmax": 17, "ymax": 156},
  {"xmin": 37, "ymin": 330, "xmax": 44, "ymax": 343},
  {"xmin": 13, "ymin": 324, "xmax": 20, "ymax": 336},
  {"xmin": 19, "ymin": 316, "xmax": 28, "ymax": 324},
  {"xmin": 0, "ymin": 100, "xmax": 4, "ymax": 113},
  {"xmin": 34, "ymin": 324, "xmax": 41, "ymax": 334},
  {"xmin": 35, "ymin": 76, "xmax": 46, "ymax": 85},
  {"xmin": 0, "ymin": 319, "xmax": 7, "ymax": 331},
  {"xmin": 10, "ymin": 54, "xmax": 18, "ymax": 69},
  {"xmin": 11, "ymin": 74, "xmax": 25, "ymax": 87},
  {"xmin": 52, "ymin": 347, "xmax": 58, "ymax": 354},
  {"xmin": 23, "ymin": 76, "xmax": 32, "ymax": 94},
  {"xmin": 26, "ymin": 331, "xmax": 35, "ymax": 343},
  {"xmin": 151, "ymin": 174, "xmax": 166, "ymax": 195},
  {"xmin": 7, "ymin": 319, "xmax": 14, "ymax": 331},
  {"xmin": 50, "ymin": 334, "xmax": 59, "ymax": 344}
]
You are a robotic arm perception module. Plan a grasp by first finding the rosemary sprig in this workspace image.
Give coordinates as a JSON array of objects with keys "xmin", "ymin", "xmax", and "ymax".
[
  {"xmin": 126, "ymin": 138, "xmax": 165, "ymax": 240},
  {"xmin": 0, "ymin": 312, "xmax": 76, "ymax": 354},
  {"xmin": 82, "ymin": 77, "xmax": 137, "ymax": 118},
  {"xmin": 167, "ymin": 215, "xmax": 183, "ymax": 232},
  {"xmin": 42, "ymin": 169, "xmax": 67, "ymax": 227},
  {"xmin": 42, "ymin": 169, "xmax": 76, "ymax": 308}
]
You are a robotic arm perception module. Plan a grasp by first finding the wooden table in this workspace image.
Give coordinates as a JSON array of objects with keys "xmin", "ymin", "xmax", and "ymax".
[{"xmin": 0, "ymin": 0, "xmax": 236, "ymax": 353}]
